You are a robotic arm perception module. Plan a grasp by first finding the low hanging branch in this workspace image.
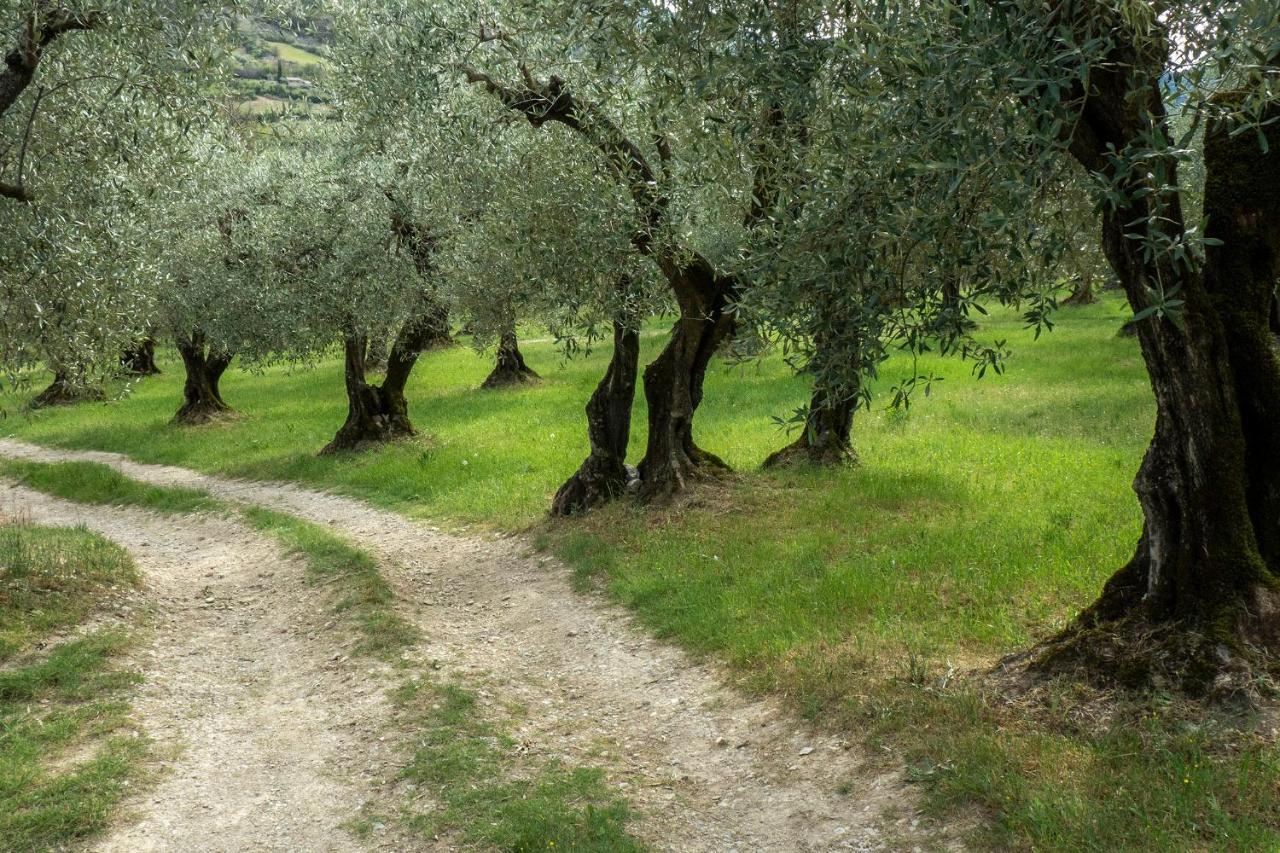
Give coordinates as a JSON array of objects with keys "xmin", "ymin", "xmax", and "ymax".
[
  {"xmin": 0, "ymin": 9, "xmax": 98, "ymax": 200},
  {"xmin": 1, "ymin": 8, "xmax": 98, "ymax": 119}
]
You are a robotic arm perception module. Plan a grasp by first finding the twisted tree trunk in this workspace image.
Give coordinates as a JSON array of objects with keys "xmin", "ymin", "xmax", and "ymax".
[
  {"xmin": 636, "ymin": 257, "xmax": 737, "ymax": 501},
  {"xmin": 322, "ymin": 309, "xmax": 442, "ymax": 453},
  {"xmin": 461, "ymin": 64, "xmax": 735, "ymax": 502},
  {"xmin": 121, "ymin": 338, "xmax": 161, "ymax": 376},
  {"xmin": 173, "ymin": 331, "xmax": 234, "ymax": 425},
  {"xmin": 552, "ymin": 320, "xmax": 641, "ymax": 516},
  {"xmin": 481, "ymin": 328, "xmax": 540, "ymax": 389},
  {"xmin": 1025, "ymin": 11, "xmax": 1280, "ymax": 692}
]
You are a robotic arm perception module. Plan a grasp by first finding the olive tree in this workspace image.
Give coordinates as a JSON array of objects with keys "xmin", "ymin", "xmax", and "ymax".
[{"xmin": 0, "ymin": 2, "xmax": 244, "ymax": 398}]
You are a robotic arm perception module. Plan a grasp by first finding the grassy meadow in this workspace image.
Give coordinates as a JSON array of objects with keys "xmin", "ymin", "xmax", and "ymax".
[{"xmin": 4, "ymin": 296, "xmax": 1278, "ymax": 849}]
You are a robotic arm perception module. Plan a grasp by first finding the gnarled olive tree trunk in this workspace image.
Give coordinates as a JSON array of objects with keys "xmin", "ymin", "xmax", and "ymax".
[
  {"xmin": 30, "ymin": 370, "xmax": 104, "ymax": 408},
  {"xmin": 173, "ymin": 331, "xmax": 234, "ymax": 425},
  {"xmin": 763, "ymin": 386, "xmax": 857, "ymax": 469},
  {"xmin": 552, "ymin": 320, "xmax": 641, "ymax": 515},
  {"xmin": 1026, "ymin": 10, "xmax": 1280, "ymax": 692},
  {"xmin": 637, "ymin": 259, "xmax": 736, "ymax": 501},
  {"xmin": 322, "ymin": 308, "xmax": 444, "ymax": 453},
  {"xmin": 481, "ymin": 328, "xmax": 539, "ymax": 389},
  {"xmin": 462, "ymin": 65, "xmax": 740, "ymax": 504},
  {"xmin": 121, "ymin": 338, "xmax": 161, "ymax": 376}
]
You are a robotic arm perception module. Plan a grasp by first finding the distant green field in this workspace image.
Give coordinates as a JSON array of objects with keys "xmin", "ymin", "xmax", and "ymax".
[
  {"xmin": 265, "ymin": 40, "xmax": 327, "ymax": 67},
  {"xmin": 4, "ymin": 298, "xmax": 1278, "ymax": 850}
]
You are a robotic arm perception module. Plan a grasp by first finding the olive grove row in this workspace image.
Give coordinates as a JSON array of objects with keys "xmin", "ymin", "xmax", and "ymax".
[{"xmin": 2, "ymin": 0, "xmax": 1278, "ymax": 693}]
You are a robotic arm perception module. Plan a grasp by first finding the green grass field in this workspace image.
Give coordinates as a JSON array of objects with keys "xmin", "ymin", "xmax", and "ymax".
[
  {"xmin": 3, "ymin": 297, "xmax": 1277, "ymax": 849},
  {"xmin": 264, "ymin": 40, "xmax": 328, "ymax": 67},
  {"xmin": 0, "ymin": 523, "xmax": 146, "ymax": 851}
]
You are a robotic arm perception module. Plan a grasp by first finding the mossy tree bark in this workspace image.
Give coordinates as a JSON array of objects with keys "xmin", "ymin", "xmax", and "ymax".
[
  {"xmin": 1027, "ymin": 11, "xmax": 1280, "ymax": 692},
  {"xmin": 481, "ymin": 328, "xmax": 540, "ymax": 389},
  {"xmin": 552, "ymin": 319, "xmax": 641, "ymax": 515},
  {"xmin": 173, "ymin": 331, "xmax": 234, "ymax": 425}
]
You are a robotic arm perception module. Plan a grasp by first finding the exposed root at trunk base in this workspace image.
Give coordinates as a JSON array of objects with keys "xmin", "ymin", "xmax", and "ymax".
[
  {"xmin": 320, "ymin": 410, "xmax": 415, "ymax": 455},
  {"xmin": 172, "ymin": 401, "xmax": 238, "ymax": 427},
  {"xmin": 481, "ymin": 330, "xmax": 539, "ymax": 390},
  {"xmin": 481, "ymin": 363, "xmax": 540, "ymax": 389},
  {"xmin": 762, "ymin": 435, "xmax": 857, "ymax": 469},
  {"xmin": 551, "ymin": 457, "xmax": 634, "ymax": 517},
  {"xmin": 29, "ymin": 378, "xmax": 105, "ymax": 409},
  {"xmin": 1007, "ymin": 585, "xmax": 1280, "ymax": 704},
  {"xmin": 637, "ymin": 444, "xmax": 731, "ymax": 504}
]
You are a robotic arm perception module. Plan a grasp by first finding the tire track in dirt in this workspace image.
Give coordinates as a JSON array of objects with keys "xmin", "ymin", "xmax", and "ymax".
[
  {"xmin": 0, "ymin": 481, "xmax": 396, "ymax": 852},
  {"xmin": 0, "ymin": 438, "xmax": 929, "ymax": 851}
]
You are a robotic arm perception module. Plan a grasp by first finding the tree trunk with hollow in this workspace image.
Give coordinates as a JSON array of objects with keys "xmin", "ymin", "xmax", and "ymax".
[
  {"xmin": 481, "ymin": 329, "xmax": 539, "ymax": 389},
  {"xmin": 1026, "ymin": 13, "xmax": 1280, "ymax": 693},
  {"xmin": 173, "ymin": 332, "xmax": 234, "ymax": 425},
  {"xmin": 552, "ymin": 320, "xmax": 641, "ymax": 516},
  {"xmin": 121, "ymin": 338, "xmax": 161, "ymax": 376}
]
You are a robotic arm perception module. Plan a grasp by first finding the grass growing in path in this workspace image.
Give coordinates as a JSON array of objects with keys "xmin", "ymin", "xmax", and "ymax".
[
  {"xmin": 4, "ymin": 299, "xmax": 1276, "ymax": 848},
  {"xmin": 0, "ymin": 522, "xmax": 138, "ymax": 661},
  {"xmin": 0, "ymin": 523, "xmax": 146, "ymax": 852},
  {"xmin": 362, "ymin": 677, "xmax": 642, "ymax": 851},
  {"xmin": 1, "ymin": 458, "xmax": 416, "ymax": 660},
  {"xmin": 241, "ymin": 506, "xmax": 418, "ymax": 659},
  {"xmin": 0, "ymin": 460, "xmax": 218, "ymax": 515}
]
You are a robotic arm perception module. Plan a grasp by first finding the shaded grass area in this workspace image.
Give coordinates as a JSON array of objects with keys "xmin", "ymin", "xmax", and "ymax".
[
  {"xmin": 0, "ymin": 460, "xmax": 218, "ymax": 516},
  {"xmin": 356, "ymin": 677, "xmax": 642, "ymax": 851},
  {"xmin": 0, "ymin": 523, "xmax": 145, "ymax": 852},
  {"xmin": 241, "ymin": 506, "xmax": 418, "ymax": 659},
  {"xmin": 4, "ymin": 299, "xmax": 1277, "ymax": 848},
  {"xmin": 869, "ymin": 681, "xmax": 1280, "ymax": 852}
]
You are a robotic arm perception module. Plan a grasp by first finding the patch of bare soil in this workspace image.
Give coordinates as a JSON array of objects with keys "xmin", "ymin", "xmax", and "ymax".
[{"xmin": 0, "ymin": 439, "xmax": 939, "ymax": 851}]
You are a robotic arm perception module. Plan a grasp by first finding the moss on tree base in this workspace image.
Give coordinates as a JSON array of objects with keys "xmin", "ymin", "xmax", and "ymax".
[{"xmin": 1018, "ymin": 583, "xmax": 1280, "ymax": 703}]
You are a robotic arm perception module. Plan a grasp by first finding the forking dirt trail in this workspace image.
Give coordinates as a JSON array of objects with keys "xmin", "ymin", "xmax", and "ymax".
[{"xmin": 0, "ymin": 438, "xmax": 931, "ymax": 852}]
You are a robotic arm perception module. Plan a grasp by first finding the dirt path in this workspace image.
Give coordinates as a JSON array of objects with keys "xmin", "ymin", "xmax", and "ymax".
[
  {"xmin": 0, "ymin": 438, "xmax": 922, "ymax": 851},
  {"xmin": 0, "ymin": 481, "xmax": 394, "ymax": 852}
]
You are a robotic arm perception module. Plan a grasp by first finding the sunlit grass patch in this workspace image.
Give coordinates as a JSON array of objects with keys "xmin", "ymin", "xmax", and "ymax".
[
  {"xmin": 366, "ymin": 677, "xmax": 642, "ymax": 851},
  {"xmin": 241, "ymin": 506, "xmax": 418, "ymax": 659},
  {"xmin": 5, "ymin": 298, "xmax": 1272, "ymax": 848},
  {"xmin": 0, "ymin": 522, "xmax": 137, "ymax": 662},
  {"xmin": 0, "ymin": 459, "xmax": 219, "ymax": 516}
]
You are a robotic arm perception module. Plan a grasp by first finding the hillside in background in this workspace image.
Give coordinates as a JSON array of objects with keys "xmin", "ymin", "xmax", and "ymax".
[{"xmin": 230, "ymin": 16, "xmax": 335, "ymax": 121}]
